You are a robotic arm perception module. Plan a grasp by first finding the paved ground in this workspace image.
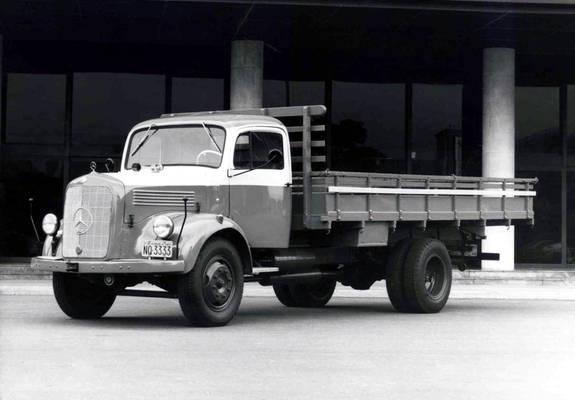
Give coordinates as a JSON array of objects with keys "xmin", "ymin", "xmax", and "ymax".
[{"xmin": 1, "ymin": 294, "xmax": 574, "ymax": 400}]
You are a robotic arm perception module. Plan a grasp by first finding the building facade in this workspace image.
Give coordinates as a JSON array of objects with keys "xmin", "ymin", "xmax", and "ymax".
[{"xmin": 0, "ymin": 0, "xmax": 574, "ymax": 268}]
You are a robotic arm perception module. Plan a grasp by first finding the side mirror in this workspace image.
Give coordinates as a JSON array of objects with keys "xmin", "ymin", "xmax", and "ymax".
[{"xmin": 267, "ymin": 149, "xmax": 283, "ymax": 165}]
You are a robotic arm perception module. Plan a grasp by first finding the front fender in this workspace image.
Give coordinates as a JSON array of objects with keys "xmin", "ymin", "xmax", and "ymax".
[{"xmin": 177, "ymin": 214, "xmax": 252, "ymax": 274}]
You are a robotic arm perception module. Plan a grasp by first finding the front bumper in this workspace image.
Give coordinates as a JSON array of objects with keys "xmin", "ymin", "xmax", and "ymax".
[{"xmin": 31, "ymin": 256, "xmax": 186, "ymax": 274}]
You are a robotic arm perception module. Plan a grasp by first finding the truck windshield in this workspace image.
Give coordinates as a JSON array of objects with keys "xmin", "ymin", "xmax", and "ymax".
[{"xmin": 125, "ymin": 124, "xmax": 226, "ymax": 169}]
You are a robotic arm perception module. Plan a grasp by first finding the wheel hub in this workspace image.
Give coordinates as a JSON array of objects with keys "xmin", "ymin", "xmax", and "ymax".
[
  {"xmin": 424, "ymin": 257, "xmax": 445, "ymax": 299},
  {"xmin": 204, "ymin": 261, "xmax": 234, "ymax": 309}
]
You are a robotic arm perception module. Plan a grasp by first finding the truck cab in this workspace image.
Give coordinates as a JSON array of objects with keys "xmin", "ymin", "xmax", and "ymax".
[{"xmin": 121, "ymin": 112, "xmax": 293, "ymax": 250}]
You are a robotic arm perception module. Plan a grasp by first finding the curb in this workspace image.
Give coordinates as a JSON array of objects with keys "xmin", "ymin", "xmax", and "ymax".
[{"xmin": 2, "ymin": 280, "xmax": 575, "ymax": 300}]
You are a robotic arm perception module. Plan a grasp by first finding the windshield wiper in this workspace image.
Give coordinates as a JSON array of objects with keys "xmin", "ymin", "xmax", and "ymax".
[
  {"xmin": 131, "ymin": 124, "xmax": 158, "ymax": 157},
  {"xmin": 201, "ymin": 122, "xmax": 222, "ymax": 153}
]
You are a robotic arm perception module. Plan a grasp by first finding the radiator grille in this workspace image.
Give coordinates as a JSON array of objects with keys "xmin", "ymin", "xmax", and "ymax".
[
  {"xmin": 63, "ymin": 185, "xmax": 113, "ymax": 258},
  {"xmin": 133, "ymin": 189, "xmax": 195, "ymax": 208}
]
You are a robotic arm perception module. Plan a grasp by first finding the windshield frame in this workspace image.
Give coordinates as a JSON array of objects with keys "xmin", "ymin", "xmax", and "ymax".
[{"xmin": 123, "ymin": 123, "xmax": 226, "ymax": 170}]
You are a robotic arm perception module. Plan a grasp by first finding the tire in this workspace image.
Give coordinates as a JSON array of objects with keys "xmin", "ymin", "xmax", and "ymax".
[
  {"xmin": 403, "ymin": 238, "xmax": 452, "ymax": 313},
  {"xmin": 385, "ymin": 238, "xmax": 416, "ymax": 313},
  {"xmin": 272, "ymin": 284, "xmax": 299, "ymax": 307},
  {"xmin": 177, "ymin": 237, "xmax": 244, "ymax": 327},
  {"xmin": 288, "ymin": 277, "xmax": 337, "ymax": 308},
  {"xmin": 53, "ymin": 272, "xmax": 116, "ymax": 319}
]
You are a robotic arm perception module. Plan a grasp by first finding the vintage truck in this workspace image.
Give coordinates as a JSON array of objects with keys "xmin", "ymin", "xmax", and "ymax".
[{"xmin": 31, "ymin": 105, "xmax": 536, "ymax": 327}]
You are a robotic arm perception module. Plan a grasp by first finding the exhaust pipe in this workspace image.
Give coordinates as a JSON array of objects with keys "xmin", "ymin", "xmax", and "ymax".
[{"xmin": 255, "ymin": 269, "xmax": 342, "ymax": 286}]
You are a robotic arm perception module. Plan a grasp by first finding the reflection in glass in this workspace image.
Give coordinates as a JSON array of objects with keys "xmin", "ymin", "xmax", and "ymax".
[
  {"xmin": 516, "ymin": 87, "xmax": 560, "ymax": 168},
  {"xmin": 332, "ymin": 82, "xmax": 405, "ymax": 173},
  {"xmin": 412, "ymin": 84, "xmax": 462, "ymax": 175},
  {"xmin": 263, "ymin": 80, "xmax": 324, "ymax": 108},
  {"xmin": 515, "ymin": 171, "xmax": 561, "ymax": 264},
  {"xmin": 567, "ymin": 86, "xmax": 575, "ymax": 167},
  {"xmin": 6, "ymin": 73, "xmax": 66, "ymax": 144},
  {"xmin": 515, "ymin": 87, "xmax": 562, "ymax": 265},
  {"xmin": 72, "ymin": 73, "xmax": 165, "ymax": 147},
  {"xmin": 172, "ymin": 78, "xmax": 224, "ymax": 112}
]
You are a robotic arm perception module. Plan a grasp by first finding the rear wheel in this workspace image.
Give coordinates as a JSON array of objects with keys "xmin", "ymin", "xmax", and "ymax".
[
  {"xmin": 272, "ymin": 284, "xmax": 299, "ymax": 307},
  {"xmin": 53, "ymin": 272, "xmax": 116, "ymax": 319},
  {"xmin": 177, "ymin": 237, "xmax": 244, "ymax": 327},
  {"xmin": 403, "ymin": 239, "xmax": 452, "ymax": 313},
  {"xmin": 385, "ymin": 238, "xmax": 416, "ymax": 312},
  {"xmin": 288, "ymin": 277, "xmax": 337, "ymax": 308}
]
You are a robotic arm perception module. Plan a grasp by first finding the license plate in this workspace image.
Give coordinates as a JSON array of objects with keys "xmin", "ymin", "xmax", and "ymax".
[{"xmin": 142, "ymin": 241, "xmax": 173, "ymax": 258}]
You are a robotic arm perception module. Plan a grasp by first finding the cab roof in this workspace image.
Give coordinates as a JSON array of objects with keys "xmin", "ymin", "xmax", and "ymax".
[{"xmin": 130, "ymin": 111, "xmax": 285, "ymax": 133}]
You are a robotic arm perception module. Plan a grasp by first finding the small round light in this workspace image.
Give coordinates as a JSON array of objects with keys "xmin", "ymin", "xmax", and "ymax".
[
  {"xmin": 42, "ymin": 214, "xmax": 59, "ymax": 236},
  {"xmin": 153, "ymin": 216, "xmax": 174, "ymax": 239}
]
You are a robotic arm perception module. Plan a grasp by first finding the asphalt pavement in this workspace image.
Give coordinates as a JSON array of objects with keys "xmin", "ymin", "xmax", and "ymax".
[{"xmin": 2, "ymin": 294, "xmax": 575, "ymax": 400}]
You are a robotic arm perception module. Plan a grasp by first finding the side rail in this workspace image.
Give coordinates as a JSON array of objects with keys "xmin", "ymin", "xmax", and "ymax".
[{"xmin": 311, "ymin": 171, "xmax": 537, "ymax": 229}]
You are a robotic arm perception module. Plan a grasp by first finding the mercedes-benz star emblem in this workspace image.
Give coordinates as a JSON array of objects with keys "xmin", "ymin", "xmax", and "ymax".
[{"xmin": 73, "ymin": 207, "xmax": 93, "ymax": 235}]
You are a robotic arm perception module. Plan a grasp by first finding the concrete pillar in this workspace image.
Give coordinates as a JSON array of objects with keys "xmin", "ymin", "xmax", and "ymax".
[
  {"xmin": 482, "ymin": 48, "xmax": 515, "ymax": 271},
  {"xmin": 230, "ymin": 40, "xmax": 263, "ymax": 110}
]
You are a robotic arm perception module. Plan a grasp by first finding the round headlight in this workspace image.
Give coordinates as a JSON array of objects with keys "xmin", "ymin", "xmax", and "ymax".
[
  {"xmin": 42, "ymin": 213, "xmax": 59, "ymax": 236},
  {"xmin": 153, "ymin": 216, "xmax": 174, "ymax": 239}
]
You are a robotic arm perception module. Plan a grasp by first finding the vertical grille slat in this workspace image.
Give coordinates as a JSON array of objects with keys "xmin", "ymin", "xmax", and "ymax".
[{"xmin": 63, "ymin": 185, "xmax": 113, "ymax": 258}]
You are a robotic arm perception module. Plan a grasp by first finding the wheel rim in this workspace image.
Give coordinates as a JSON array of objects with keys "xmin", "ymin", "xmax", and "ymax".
[
  {"xmin": 203, "ymin": 258, "xmax": 235, "ymax": 311},
  {"xmin": 424, "ymin": 256, "xmax": 447, "ymax": 300}
]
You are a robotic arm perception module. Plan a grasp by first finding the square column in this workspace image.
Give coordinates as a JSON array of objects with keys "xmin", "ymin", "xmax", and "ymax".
[
  {"xmin": 482, "ymin": 47, "xmax": 515, "ymax": 271},
  {"xmin": 230, "ymin": 40, "xmax": 263, "ymax": 110}
]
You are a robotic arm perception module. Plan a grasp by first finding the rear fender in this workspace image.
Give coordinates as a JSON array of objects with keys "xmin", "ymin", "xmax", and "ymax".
[{"xmin": 177, "ymin": 214, "xmax": 252, "ymax": 274}]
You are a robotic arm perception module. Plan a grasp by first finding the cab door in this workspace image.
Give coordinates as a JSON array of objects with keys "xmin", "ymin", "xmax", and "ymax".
[{"xmin": 228, "ymin": 127, "xmax": 292, "ymax": 248}]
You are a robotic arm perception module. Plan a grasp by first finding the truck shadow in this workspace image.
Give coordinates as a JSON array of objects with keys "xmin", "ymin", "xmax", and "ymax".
[{"xmin": 53, "ymin": 298, "xmax": 493, "ymax": 329}]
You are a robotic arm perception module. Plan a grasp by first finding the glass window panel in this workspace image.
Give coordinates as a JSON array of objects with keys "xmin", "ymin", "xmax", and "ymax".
[
  {"xmin": 233, "ymin": 132, "xmax": 284, "ymax": 170},
  {"xmin": 6, "ymin": 73, "xmax": 66, "ymax": 144},
  {"xmin": 263, "ymin": 80, "xmax": 324, "ymax": 107},
  {"xmin": 264, "ymin": 80, "xmax": 287, "ymax": 107},
  {"xmin": 126, "ymin": 125, "xmax": 225, "ymax": 169},
  {"xmin": 72, "ymin": 73, "xmax": 165, "ymax": 148},
  {"xmin": 516, "ymin": 171, "xmax": 562, "ymax": 264},
  {"xmin": 516, "ymin": 87, "xmax": 560, "ymax": 168},
  {"xmin": 0, "ymin": 157, "xmax": 63, "ymax": 256},
  {"xmin": 569, "ymin": 172, "xmax": 575, "ymax": 264},
  {"xmin": 332, "ymin": 82, "xmax": 405, "ymax": 173},
  {"xmin": 172, "ymin": 78, "xmax": 224, "ymax": 113},
  {"xmin": 412, "ymin": 84, "xmax": 462, "ymax": 175},
  {"xmin": 289, "ymin": 81, "xmax": 324, "ymax": 106},
  {"xmin": 566, "ymin": 85, "xmax": 575, "ymax": 166}
]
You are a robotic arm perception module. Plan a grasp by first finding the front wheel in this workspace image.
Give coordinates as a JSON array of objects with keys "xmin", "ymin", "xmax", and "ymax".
[
  {"xmin": 403, "ymin": 239, "xmax": 452, "ymax": 313},
  {"xmin": 177, "ymin": 237, "xmax": 244, "ymax": 327},
  {"xmin": 53, "ymin": 272, "xmax": 116, "ymax": 319}
]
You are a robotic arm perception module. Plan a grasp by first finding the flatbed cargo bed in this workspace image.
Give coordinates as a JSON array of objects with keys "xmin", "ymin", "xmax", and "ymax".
[{"xmin": 298, "ymin": 171, "xmax": 536, "ymax": 229}]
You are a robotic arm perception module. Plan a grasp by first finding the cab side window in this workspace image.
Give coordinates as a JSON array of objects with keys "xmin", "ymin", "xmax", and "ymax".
[{"xmin": 233, "ymin": 131, "xmax": 284, "ymax": 170}]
